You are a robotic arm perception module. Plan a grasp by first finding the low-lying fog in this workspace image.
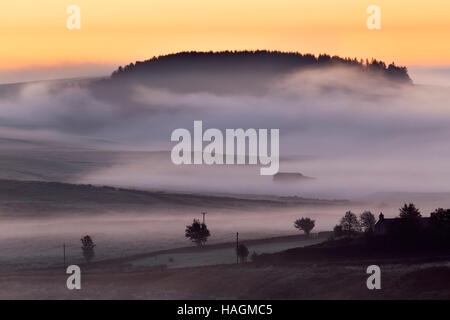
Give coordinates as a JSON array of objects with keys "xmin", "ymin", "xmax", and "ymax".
[
  {"xmin": 0, "ymin": 204, "xmax": 395, "ymax": 270},
  {"xmin": 1, "ymin": 194, "xmax": 448, "ymax": 271},
  {"xmin": 2, "ymin": 67, "xmax": 450, "ymax": 198},
  {"xmin": 2, "ymin": 65, "xmax": 450, "ymax": 269}
]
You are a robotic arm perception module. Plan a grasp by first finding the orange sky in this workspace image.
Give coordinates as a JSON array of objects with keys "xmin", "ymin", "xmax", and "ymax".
[{"xmin": 1, "ymin": 0, "xmax": 450, "ymax": 70}]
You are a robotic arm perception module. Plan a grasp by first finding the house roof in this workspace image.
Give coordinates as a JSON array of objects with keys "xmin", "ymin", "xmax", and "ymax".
[{"xmin": 375, "ymin": 216, "xmax": 430, "ymax": 228}]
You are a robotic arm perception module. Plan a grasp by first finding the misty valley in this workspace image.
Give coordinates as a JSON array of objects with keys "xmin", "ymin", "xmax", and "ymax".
[
  {"xmin": 0, "ymin": 52, "xmax": 449, "ymax": 299},
  {"xmin": 170, "ymin": 120, "xmax": 280, "ymax": 175}
]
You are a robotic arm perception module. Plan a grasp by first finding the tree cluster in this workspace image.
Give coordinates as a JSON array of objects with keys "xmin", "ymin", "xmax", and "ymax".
[{"xmin": 111, "ymin": 51, "xmax": 411, "ymax": 83}]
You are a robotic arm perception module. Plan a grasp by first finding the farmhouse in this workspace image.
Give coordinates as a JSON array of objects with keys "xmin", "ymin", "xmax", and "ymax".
[{"xmin": 373, "ymin": 212, "xmax": 431, "ymax": 235}]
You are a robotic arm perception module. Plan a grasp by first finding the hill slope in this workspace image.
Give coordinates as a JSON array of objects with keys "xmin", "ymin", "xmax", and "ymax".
[
  {"xmin": 104, "ymin": 51, "xmax": 411, "ymax": 94},
  {"xmin": 112, "ymin": 50, "xmax": 410, "ymax": 81},
  {"xmin": 0, "ymin": 179, "xmax": 347, "ymax": 216}
]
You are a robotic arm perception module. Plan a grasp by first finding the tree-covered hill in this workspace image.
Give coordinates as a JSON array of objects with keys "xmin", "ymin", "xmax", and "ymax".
[{"xmin": 111, "ymin": 50, "xmax": 411, "ymax": 83}]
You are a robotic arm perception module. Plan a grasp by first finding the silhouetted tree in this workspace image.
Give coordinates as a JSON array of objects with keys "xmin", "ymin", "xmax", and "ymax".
[
  {"xmin": 294, "ymin": 217, "xmax": 315, "ymax": 235},
  {"xmin": 399, "ymin": 203, "xmax": 421, "ymax": 220},
  {"xmin": 339, "ymin": 211, "xmax": 361, "ymax": 235},
  {"xmin": 388, "ymin": 203, "xmax": 424, "ymax": 242},
  {"xmin": 81, "ymin": 235, "xmax": 96, "ymax": 263},
  {"xmin": 236, "ymin": 244, "xmax": 249, "ymax": 263},
  {"xmin": 360, "ymin": 211, "xmax": 376, "ymax": 233},
  {"xmin": 430, "ymin": 208, "xmax": 450, "ymax": 242},
  {"xmin": 185, "ymin": 219, "xmax": 210, "ymax": 246}
]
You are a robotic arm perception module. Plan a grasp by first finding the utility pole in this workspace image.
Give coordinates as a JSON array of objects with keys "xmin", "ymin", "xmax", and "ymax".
[
  {"xmin": 236, "ymin": 232, "xmax": 239, "ymax": 264},
  {"xmin": 202, "ymin": 212, "xmax": 206, "ymax": 224},
  {"xmin": 63, "ymin": 243, "xmax": 66, "ymax": 269}
]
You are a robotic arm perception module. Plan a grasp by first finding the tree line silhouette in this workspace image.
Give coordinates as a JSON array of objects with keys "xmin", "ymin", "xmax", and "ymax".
[
  {"xmin": 332, "ymin": 203, "xmax": 450, "ymax": 249},
  {"xmin": 111, "ymin": 50, "xmax": 411, "ymax": 83}
]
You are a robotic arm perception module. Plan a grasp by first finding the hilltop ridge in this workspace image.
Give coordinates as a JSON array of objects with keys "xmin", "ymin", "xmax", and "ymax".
[{"xmin": 111, "ymin": 50, "xmax": 411, "ymax": 83}]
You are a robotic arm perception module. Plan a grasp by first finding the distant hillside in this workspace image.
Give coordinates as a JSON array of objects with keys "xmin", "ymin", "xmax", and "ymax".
[
  {"xmin": 0, "ymin": 179, "xmax": 348, "ymax": 216},
  {"xmin": 111, "ymin": 50, "xmax": 411, "ymax": 83},
  {"xmin": 273, "ymin": 172, "xmax": 315, "ymax": 183}
]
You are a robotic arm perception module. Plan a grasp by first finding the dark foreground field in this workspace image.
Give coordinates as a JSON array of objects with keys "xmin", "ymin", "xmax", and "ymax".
[
  {"xmin": 1, "ymin": 247, "xmax": 449, "ymax": 299},
  {"xmin": 0, "ymin": 179, "xmax": 448, "ymax": 299}
]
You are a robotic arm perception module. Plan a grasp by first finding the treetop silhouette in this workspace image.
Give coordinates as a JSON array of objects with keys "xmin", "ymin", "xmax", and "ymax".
[{"xmin": 111, "ymin": 50, "xmax": 411, "ymax": 83}]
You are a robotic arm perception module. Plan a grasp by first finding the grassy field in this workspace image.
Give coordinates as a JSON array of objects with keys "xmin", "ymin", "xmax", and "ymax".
[{"xmin": 1, "ymin": 248, "xmax": 448, "ymax": 299}]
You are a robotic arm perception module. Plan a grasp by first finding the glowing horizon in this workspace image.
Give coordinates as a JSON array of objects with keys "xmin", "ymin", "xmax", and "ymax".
[{"xmin": 2, "ymin": 0, "xmax": 450, "ymax": 72}]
